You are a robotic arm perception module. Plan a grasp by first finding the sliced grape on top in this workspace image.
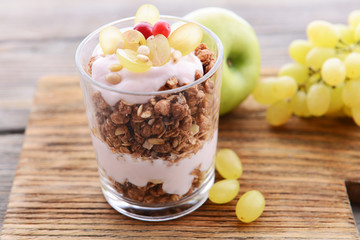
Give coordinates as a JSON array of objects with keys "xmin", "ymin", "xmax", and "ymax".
[
  {"xmin": 116, "ymin": 48, "xmax": 152, "ymax": 73},
  {"xmin": 147, "ymin": 34, "xmax": 171, "ymax": 66},
  {"xmin": 168, "ymin": 23, "xmax": 203, "ymax": 56},
  {"xmin": 98, "ymin": 4, "xmax": 204, "ymax": 73},
  {"xmin": 99, "ymin": 26, "xmax": 126, "ymax": 55},
  {"xmin": 123, "ymin": 30, "xmax": 146, "ymax": 51},
  {"xmin": 135, "ymin": 4, "xmax": 160, "ymax": 25}
]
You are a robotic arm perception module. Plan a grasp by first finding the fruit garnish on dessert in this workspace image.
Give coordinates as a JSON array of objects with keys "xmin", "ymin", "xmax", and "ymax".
[
  {"xmin": 134, "ymin": 4, "xmax": 160, "ymax": 25},
  {"xmin": 133, "ymin": 22, "xmax": 153, "ymax": 39},
  {"xmin": 168, "ymin": 22, "xmax": 203, "ymax": 56},
  {"xmin": 146, "ymin": 34, "xmax": 171, "ymax": 66},
  {"xmin": 97, "ymin": 4, "xmax": 203, "ymax": 73},
  {"xmin": 152, "ymin": 21, "xmax": 171, "ymax": 38},
  {"xmin": 123, "ymin": 30, "xmax": 146, "ymax": 51},
  {"xmin": 99, "ymin": 26, "xmax": 126, "ymax": 55},
  {"xmin": 116, "ymin": 48, "xmax": 152, "ymax": 73}
]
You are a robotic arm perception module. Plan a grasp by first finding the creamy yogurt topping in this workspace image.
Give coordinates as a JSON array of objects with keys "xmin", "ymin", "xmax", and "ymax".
[
  {"xmin": 91, "ymin": 131, "xmax": 217, "ymax": 195},
  {"xmin": 91, "ymin": 46, "xmax": 203, "ymax": 105}
]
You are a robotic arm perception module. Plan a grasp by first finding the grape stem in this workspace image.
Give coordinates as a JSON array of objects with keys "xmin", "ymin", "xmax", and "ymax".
[
  {"xmin": 335, "ymin": 39, "xmax": 360, "ymax": 54},
  {"xmin": 299, "ymin": 39, "xmax": 359, "ymax": 93}
]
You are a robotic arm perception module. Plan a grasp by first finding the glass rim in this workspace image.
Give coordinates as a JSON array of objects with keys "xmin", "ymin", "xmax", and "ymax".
[{"xmin": 75, "ymin": 15, "xmax": 224, "ymax": 96}]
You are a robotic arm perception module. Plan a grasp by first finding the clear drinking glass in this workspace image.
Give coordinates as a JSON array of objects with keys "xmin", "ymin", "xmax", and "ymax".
[{"xmin": 75, "ymin": 16, "xmax": 223, "ymax": 221}]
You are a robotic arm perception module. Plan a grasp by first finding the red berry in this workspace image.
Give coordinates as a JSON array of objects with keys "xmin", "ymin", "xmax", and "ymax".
[
  {"xmin": 134, "ymin": 21, "xmax": 153, "ymax": 39},
  {"xmin": 152, "ymin": 21, "xmax": 171, "ymax": 38}
]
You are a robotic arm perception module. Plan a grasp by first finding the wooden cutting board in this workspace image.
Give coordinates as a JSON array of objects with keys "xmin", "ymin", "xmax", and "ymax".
[{"xmin": 1, "ymin": 71, "xmax": 360, "ymax": 239}]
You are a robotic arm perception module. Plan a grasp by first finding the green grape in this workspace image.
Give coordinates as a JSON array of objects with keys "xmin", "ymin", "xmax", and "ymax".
[
  {"xmin": 355, "ymin": 25, "xmax": 360, "ymax": 41},
  {"xmin": 305, "ymin": 47, "xmax": 336, "ymax": 70},
  {"xmin": 215, "ymin": 149, "xmax": 243, "ymax": 179},
  {"xmin": 208, "ymin": 179, "xmax": 240, "ymax": 204},
  {"xmin": 348, "ymin": 10, "xmax": 360, "ymax": 28},
  {"xmin": 343, "ymin": 106, "xmax": 353, "ymax": 117},
  {"xmin": 135, "ymin": 4, "xmax": 160, "ymax": 25},
  {"xmin": 99, "ymin": 26, "xmax": 126, "ymax": 55},
  {"xmin": 321, "ymin": 58, "xmax": 346, "ymax": 86},
  {"xmin": 334, "ymin": 24, "xmax": 356, "ymax": 44},
  {"xmin": 288, "ymin": 39, "xmax": 312, "ymax": 64},
  {"xmin": 279, "ymin": 62, "xmax": 309, "ymax": 84},
  {"xmin": 266, "ymin": 100, "xmax": 292, "ymax": 126},
  {"xmin": 306, "ymin": 20, "xmax": 340, "ymax": 48},
  {"xmin": 116, "ymin": 49, "xmax": 152, "ymax": 72},
  {"xmin": 147, "ymin": 34, "xmax": 171, "ymax": 66},
  {"xmin": 236, "ymin": 190, "xmax": 265, "ymax": 223},
  {"xmin": 252, "ymin": 78, "xmax": 278, "ymax": 105},
  {"xmin": 305, "ymin": 72, "xmax": 321, "ymax": 91},
  {"xmin": 273, "ymin": 76, "xmax": 298, "ymax": 100},
  {"xmin": 168, "ymin": 23, "xmax": 203, "ymax": 56},
  {"xmin": 326, "ymin": 84, "xmax": 344, "ymax": 115},
  {"xmin": 306, "ymin": 83, "xmax": 331, "ymax": 116},
  {"xmin": 352, "ymin": 107, "xmax": 360, "ymax": 127},
  {"xmin": 345, "ymin": 52, "xmax": 360, "ymax": 79},
  {"xmin": 342, "ymin": 79, "xmax": 360, "ymax": 108},
  {"xmin": 291, "ymin": 91, "xmax": 311, "ymax": 117}
]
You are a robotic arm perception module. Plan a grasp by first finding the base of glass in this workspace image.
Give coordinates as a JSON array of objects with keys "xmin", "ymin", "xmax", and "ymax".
[{"xmin": 99, "ymin": 168, "xmax": 214, "ymax": 221}]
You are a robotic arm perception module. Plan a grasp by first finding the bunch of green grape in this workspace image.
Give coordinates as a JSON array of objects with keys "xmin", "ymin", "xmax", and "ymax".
[
  {"xmin": 209, "ymin": 149, "xmax": 265, "ymax": 223},
  {"xmin": 253, "ymin": 10, "xmax": 360, "ymax": 126}
]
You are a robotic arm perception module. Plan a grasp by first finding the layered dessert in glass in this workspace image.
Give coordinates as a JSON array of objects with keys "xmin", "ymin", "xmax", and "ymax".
[{"xmin": 76, "ymin": 5, "xmax": 223, "ymax": 221}]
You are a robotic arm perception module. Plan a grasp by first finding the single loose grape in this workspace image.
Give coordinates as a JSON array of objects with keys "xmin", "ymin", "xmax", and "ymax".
[
  {"xmin": 236, "ymin": 190, "xmax": 265, "ymax": 223},
  {"xmin": 345, "ymin": 52, "xmax": 360, "ymax": 79},
  {"xmin": 321, "ymin": 58, "xmax": 346, "ymax": 86},
  {"xmin": 288, "ymin": 39, "xmax": 312, "ymax": 65},
  {"xmin": 215, "ymin": 149, "xmax": 243, "ymax": 179},
  {"xmin": 307, "ymin": 20, "xmax": 339, "ymax": 48},
  {"xmin": 266, "ymin": 100, "xmax": 292, "ymax": 126},
  {"xmin": 279, "ymin": 62, "xmax": 309, "ymax": 84},
  {"xmin": 306, "ymin": 83, "xmax": 331, "ymax": 116},
  {"xmin": 209, "ymin": 179, "xmax": 240, "ymax": 204}
]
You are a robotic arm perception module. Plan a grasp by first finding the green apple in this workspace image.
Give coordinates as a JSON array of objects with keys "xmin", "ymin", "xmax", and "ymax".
[{"xmin": 185, "ymin": 8, "xmax": 261, "ymax": 115}]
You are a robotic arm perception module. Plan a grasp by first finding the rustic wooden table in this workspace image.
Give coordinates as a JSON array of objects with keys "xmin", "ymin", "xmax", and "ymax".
[{"xmin": 1, "ymin": 0, "xmax": 359, "ymax": 236}]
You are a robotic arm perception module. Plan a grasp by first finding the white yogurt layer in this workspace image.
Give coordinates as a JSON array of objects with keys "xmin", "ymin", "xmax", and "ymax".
[
  {"xmin": 91, "ymin": 46, "xmax": 203, "ymax": 105},
  {"xmin": 91, "ymin": 131, "xmax": 217, "ymax": 196}
]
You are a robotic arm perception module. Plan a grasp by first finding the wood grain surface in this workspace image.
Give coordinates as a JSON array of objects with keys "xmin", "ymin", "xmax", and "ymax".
[
  {"xmin": 1, "ymin": 74, "xmax": 360, "ymax": 239},
  {"xmin": 1, "ymin": 0, "xmax": 360, "ymax": 237}
]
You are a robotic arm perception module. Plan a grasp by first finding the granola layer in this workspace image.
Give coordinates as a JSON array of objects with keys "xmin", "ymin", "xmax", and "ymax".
[{"xmin": 90, "ymin": 43, "xmax": 218, "ymax": 203}]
